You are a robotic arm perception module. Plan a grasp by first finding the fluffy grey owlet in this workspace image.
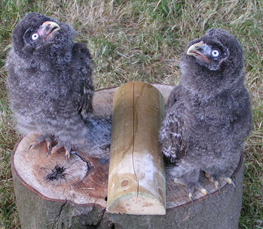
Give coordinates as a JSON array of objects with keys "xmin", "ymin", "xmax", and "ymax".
[
  {"xmin": 6, "ymin": 13, "xmax": 94, "ymax": 158},
  {"xmin": 159, "ymin": 29, "xmax": 252, "ymax": 200}
]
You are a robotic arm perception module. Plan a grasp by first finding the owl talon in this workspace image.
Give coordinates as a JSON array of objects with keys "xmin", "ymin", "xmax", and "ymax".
[
  {"xmin": 205, "ymin": 173, "xmax": 221, "ymax": 189},
  {"xmin": 188, "ymin": 193, "xmax": 194, "ymax": 203},
  {"xmin": 48, "ymin": 142, "xmax": 72, "ymax": 160},
  {"xmin": 28, "ymin": 135, "xmax": 52, "ymax": 153},
  {"xmin": 28, "ymin": 144, "xmax": 34, "ymax": 152},
  {"xmin": 50, "ymin": 143, "xmax": 63, "ymax": 155},
  {"xmin": 214, "ymin": 181, "xmax": 219, "ymax": 189},
  {"xmin": 173, "ymin": 178, "xmax": 209, "ymax": 201},
  {"xmin": 173, "ymin": 178, "xmax": 195, "ymax": 201},
  {"xmin": 220, "ymin": 177, "xmax": 236, "ymax": 188},
  {"xmin": 194, "ymin": 182, "xmax": 209, "ymax": 196},
  {"xmin": 205, "ymin": 173, "xmax": 235, "ymax": 189},
  {"xmin": 65, "ymin": 150, "xmax": 71, "ymax": 159}
]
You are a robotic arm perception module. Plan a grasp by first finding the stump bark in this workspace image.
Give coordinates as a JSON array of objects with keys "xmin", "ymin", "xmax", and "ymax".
[{"xmin": 12, "ymin": 84, "xmax": 243, "ymax": 229}]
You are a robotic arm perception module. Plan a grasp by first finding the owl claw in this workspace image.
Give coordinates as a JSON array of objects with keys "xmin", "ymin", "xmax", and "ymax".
[
  {"xmin": 214, "ymin": 181, "xmax": 219, "ymax": 189},
  {"xmin": 28, "ymin": 144, "xmax": 34, "ymax": 152},
  {"xmin": 188, "ymin": 193, "xmax": 194, "ymax": 203},
  {"xmin": 46, "ymin": 141, "xmax": 52, "ymax": 155},
  {"xmin": 220, "ymin": 177, "xmax": 236, "ymax": 188},
  {"xmin": 173, "ymin": 178, "xmax": 209, "ymax": 201},
  {"xmin": 187, "ymin": 185, "xmax": 209, "ymax": 202},
  {"xmin": 205, "ymin": 173, "xmax": 235, "ymax": 189},
  {"xmin": 205, "ymin": 173, "xmax": 220, "ymax": 189},
  {"xmin": 49, "ymin": 143, "xmax": 72, "ymax": 159},
  {"xmin": 50, "ymin": 144, "xmax": 62, "ymax": 155},
  {"xmin": 28, "ymin": 135, "xmax": 52, "ymax": 153},
  {"xmin": 65, "ymin": 150, "xmax": 71, "ymax": 160},
  {"xmin": 196, "ymin": 183, "xmax": 210, "ymax": 196}
]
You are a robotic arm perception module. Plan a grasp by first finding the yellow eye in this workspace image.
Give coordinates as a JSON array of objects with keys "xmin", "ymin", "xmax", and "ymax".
[{"xmin": 31, "ymin": 33, "xmax": 39, "ymax": 40}]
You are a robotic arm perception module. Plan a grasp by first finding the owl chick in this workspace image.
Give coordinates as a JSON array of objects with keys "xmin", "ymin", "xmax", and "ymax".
[
  {"xmin": 6, "ymin": 13, "xmax": 94, "ymax": 158},
  {"xmin": 160, "ymin": 29, "xmax": 252, "ymax": 200}
]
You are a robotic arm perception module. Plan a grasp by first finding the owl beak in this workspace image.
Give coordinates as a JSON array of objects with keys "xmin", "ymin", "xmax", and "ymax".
[
  {"xmin": 38, "ymin": 21, "xmax": 60, "ymax": 40},
  {"xmin": 187, "ymin": 41, "xmax": 210, "ymax": 63}
]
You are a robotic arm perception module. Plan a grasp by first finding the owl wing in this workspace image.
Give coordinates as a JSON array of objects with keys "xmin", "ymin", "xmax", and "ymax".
[
  {"xmin": 160, "ymin": 85, "xmax": 186, "ymax": 163},
  {"xmin": 166, "ymin": 85, "xmax": 180, "ymax": 109},
  {"xmin": 72, "ymin": 43, "xmax": 94, "ymax": 119}
]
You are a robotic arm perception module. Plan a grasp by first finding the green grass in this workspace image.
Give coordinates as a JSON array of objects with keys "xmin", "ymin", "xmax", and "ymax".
[{"xmin": 0, "ymin": 0, "xmax": 263, "ymax": 228}]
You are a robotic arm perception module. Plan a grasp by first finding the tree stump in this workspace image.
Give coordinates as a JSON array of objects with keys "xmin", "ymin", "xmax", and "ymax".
[{"xmin": 12, "ymin": 84, "xmax": 243, "ymax": 229}]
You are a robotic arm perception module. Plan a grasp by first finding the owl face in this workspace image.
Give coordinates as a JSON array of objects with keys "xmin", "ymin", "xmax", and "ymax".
[
  {"xmin": 23, "ymin": 21, "xmax": 60, "ymax": 48},
  {"xmin": 187, "ymin": 39, "xmax": 229, "ymax": 71}
]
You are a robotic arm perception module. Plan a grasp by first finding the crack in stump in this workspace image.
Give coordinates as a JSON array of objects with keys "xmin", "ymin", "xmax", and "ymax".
[{"xmin": 52, "ymin": 201, "xmax": 68, "ymax": 229}]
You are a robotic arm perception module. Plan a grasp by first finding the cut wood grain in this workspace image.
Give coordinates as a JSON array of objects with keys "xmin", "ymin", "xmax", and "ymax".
[{"xmin": 107, "ymin": 82, "xmax": 166, "ymax": 215}]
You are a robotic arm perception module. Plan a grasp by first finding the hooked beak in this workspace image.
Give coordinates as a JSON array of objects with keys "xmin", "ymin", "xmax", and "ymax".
[
  {"xmin": 187, "ymin": 41, "xmax": 210, "ymax": 63},
  {"xmin": 38, "ymin": 21, "xmax": 60, "ymax": 40}
]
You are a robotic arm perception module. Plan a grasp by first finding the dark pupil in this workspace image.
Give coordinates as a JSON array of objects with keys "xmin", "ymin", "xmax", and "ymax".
[{"xmin": 212, "ymin": 50, "xmax": 219, "ymax": 57}]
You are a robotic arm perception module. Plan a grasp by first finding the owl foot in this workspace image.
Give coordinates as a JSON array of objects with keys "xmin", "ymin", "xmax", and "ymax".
[
  {"xmin": 28, "ymin": 135, "xmax": 52, "ymax": 155},
  {"xmin": 50, "ymin": 137, "xmax": 85, "ymax": 159},
  {"xmin": 205, "ymin": 173, "xmax": 236, "ymax": 190},
  {"xmin": 174, "ymin": 178, "xmax": 209, "ymax": 202},
  {"xmin": 49, "ymin": 142, "xmax": 71, "ymax": 160},
  {"xmin": 28, "ymin": 135, "xmax": 72, "ymax": 159}
]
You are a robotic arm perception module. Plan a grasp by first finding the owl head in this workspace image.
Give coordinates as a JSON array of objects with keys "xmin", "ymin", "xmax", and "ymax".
[
  {"xmin": 179, "ymin": 29, "xmax": 244, "ymax": 95},
  {"xmin": 12, "ymin": 13, "xmax": 76, "ymax": 59},
  {"xmin": 182, "ymin": 29, "xmax": 243, "ymax": 73}
]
